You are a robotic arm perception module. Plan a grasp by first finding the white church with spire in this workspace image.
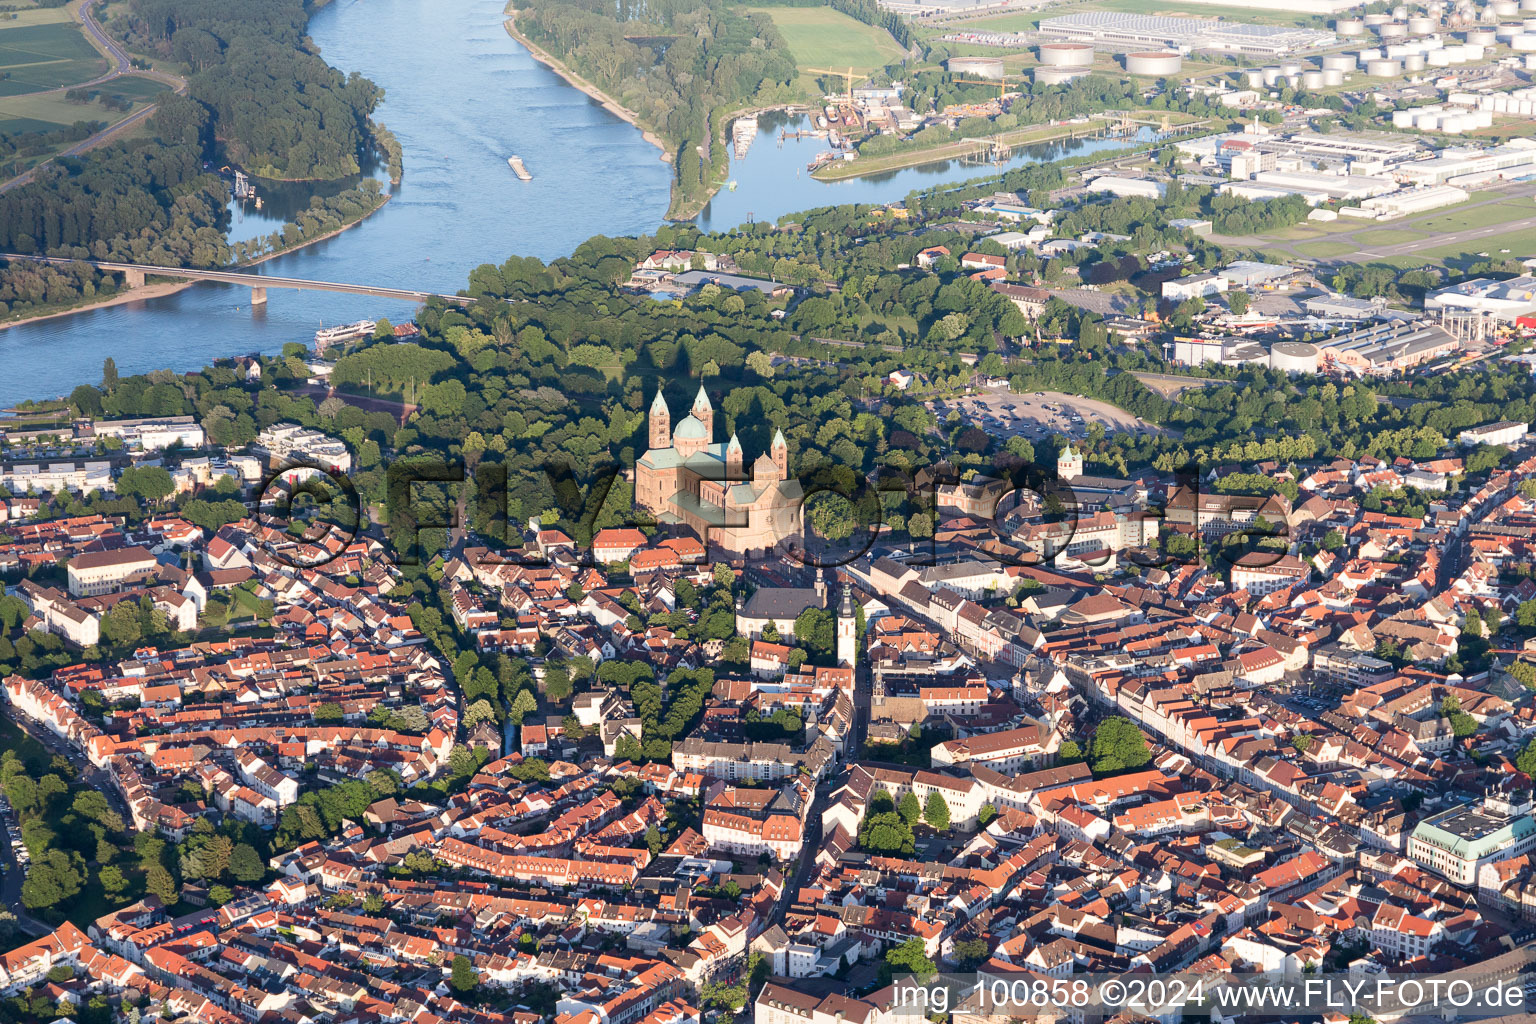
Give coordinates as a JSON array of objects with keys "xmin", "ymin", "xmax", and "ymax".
[{"xmin": 635, "ymin": 386, "xmax": 804, "ymax": 558}]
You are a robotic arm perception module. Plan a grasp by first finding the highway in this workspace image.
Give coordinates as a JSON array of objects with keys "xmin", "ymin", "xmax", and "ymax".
[{"xmin": 0, "ymin": 254, "xmax": 477, "ymax": 306}]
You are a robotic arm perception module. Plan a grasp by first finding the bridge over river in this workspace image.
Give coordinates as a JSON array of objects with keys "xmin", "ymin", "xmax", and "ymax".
[{"xmin": 0, "ymin": 255, "xmax": 477, "ymax": 307}]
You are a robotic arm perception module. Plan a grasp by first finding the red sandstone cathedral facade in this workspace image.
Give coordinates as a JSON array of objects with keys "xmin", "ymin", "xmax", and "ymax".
[{"xmin": 635, "ymin": 387, "xmax": 803, "ymax": 558}]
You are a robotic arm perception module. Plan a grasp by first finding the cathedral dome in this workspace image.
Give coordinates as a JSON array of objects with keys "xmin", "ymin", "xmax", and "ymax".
[{"xmin": 674, "ymin": 415, "xmax": 708, "ymax": 441}]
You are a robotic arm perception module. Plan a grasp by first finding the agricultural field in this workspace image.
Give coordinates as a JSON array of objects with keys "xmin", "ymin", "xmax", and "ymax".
[
  {"xmin": 744, "ymin": 6, "xmax": 907, "ymax": 74},
  {"xmin": 0, "ymin": 18, "xmax": 106, "ymax": 96},
  {"xmin": 0, "ymin": 74, "xmax": 161, "ymax": 133}
]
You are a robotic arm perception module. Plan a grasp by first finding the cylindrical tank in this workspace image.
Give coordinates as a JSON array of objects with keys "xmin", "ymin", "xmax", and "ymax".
[
  {"xmin": 1357, "ymin": 47, "xmax": 1383, "ymax": 60},
  {"xmin": 1323, "ymin": 53, "xmax": 1358, "ymax": 70},
  {"xmin": 1513, "ymin": 31, "xmax": 1536, "ymax": 48},
  {"xmin": 1466, "ymin": 26, "xmax": 1497, "ymax": 43},
  {"xmin": 946, "ymin": 56, "xmax": 1006, "ymax": 79},
  {"xmin": 1474, "ymin": 108, "xmax": 1494, "ymax": 126},
  {"xmin": 1527, "ymin": 51, "xmax": 1536, "ymax": 67},
  {"xmin": 1409, "ymin": 15, "xmax": 1436, "ymax": 32},
  {"xmin": 1262, "ymin": 65, "xmax": 1283, "ymax": 84},
  {"xmin": 1037, "ymin": 42, "xmax": 1094, "ymax": 67},
  {"xmin": 1364, "ymin": 12, "xmax": 1393, "ymax": 24},
  {"xmin": 1498, "ymin": 23, "xmax": 1523, "ymax": 41},
  {"xmin": 1526, "ymin": 15, "xmax": 1536, "ymax": 27},
  {"xmin": 1404, "ymin": 52, "xmax": 1428, "ymax": 69},
  {"xmin": 1124, "ymin": 50, "xmax": 1183, "ymax": 75},
  {"xmin": 1270, "ymin": 342, "xmax": 1319, "ymax": 375},
  {"xmin": 1493, "ymin": 0, "xmax": 1520, "ymax": 14},
  {"xmin": 1386, "ymin": 42, "xmax": 1415, "ymax": 57},
  {"xmin": 1393, "ymin": 108, "xmax": 1417, "ymax": 126},
  {"xmin": 1322, "ymin": 67, "xmax": 1345, "ymax": 85},
  {"xmin": 1368, "ymin": 57, "xmax": 1405, "ymax": 74},
  {"xmin": 1414, "ymin": 110, "xmax": 1442, "ymax": 127},
  {"xmin": 1244, "ymin": 69, "xmax": 1265, "ymax": 87},
  {"xmin": 1526, "ymin": 0, "xmax": 1536, "ymax": 12},
  {"xmin": 1379, "ymin": 21, "xmax": 1409, "ymax": 38},
  {"xmin": 1281, "ymin": 60, "xmax": 1304, "ymax": 74},
  {"xmin": 1463, "ymin": 43, "xmax": 1485, "ymax": 58},
  {"xmin": 1302, "ymin": 70, "xmax": 1325, "ymax": 88},
  {"xmin": 1427, "ymin": 47, "xmax": 1452, "ymax": 63},
  {"xmin": 1033, "ymin": 66, "xmax": 1088, "ymax": 85},
  {"xmin": 1337, "ymin": 17, "xmax": 1366, "ymax": 33}
]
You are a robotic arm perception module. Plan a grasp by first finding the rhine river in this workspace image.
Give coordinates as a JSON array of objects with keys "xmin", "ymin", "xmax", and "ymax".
[{"xmin": 0, "ymin": 0, "xmax": 1144, "ymax": 407}]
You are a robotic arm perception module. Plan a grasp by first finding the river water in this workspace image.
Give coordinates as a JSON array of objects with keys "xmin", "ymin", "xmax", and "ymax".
[{"xmin": 0, "ymin": 0, "xmax": 1144, "ymax": 407}]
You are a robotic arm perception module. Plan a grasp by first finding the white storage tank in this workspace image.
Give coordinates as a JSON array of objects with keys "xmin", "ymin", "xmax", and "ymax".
[
  {"xmin": 1493, "ymin": 0, "xmax": 1520, "ymax": 14},
  {"xmin": 1464, "ymin": 43, "xmax": 1486, "ymax": 58},
  {"xmin": 1428, "ymin": 47, "xmax": 1453, "ymax": 63},
  {"xmin": 1281, "ymin": 60, "xmax": 1304, "ymax": 74},
  {"xmin": 1270, "ymin": 341, "xmax": 1320, "ymax": 375},
  {"xmin": 1393, "ymin": 108, "xmax": 1417, "ymax": 126},
  {"xmin": 1322, "ymin": 53, "xmax": 1358, "ymax": 70},
  {"xmin": 1409, "ymin": 15, "xmax": 1436, "ymax": 32},
  {"xmin": 1393, "ymin": 4, "xmax": 1408, "ymax": 17},
  {"xmin": 1444, "ymin": 43, "xmax": 1468, "ymax": 59},
  {"xmin": 1124, "ymin": 50, "xmax": 1182, "ymax": 75},
  {"xmin": 1466, "ymin": 27, "xmax": 1497, "ymax": 43},
  {"xmin": 1526, "ymin": 15, "xmax": 1536, "ymax": 27},
  {"xmin": 946, "ymin": 56, "xmax": 1006, "ymax": 79},
  {"xmin": 1475, "ymin": 108, "xmax": 1494, "ymax": 127},
  {"xmin": 1037, "ymin": 42, "xmax": 1094, "ymax": 67},
  {"xmin": 1323, "ymin": 67, "xmax": 1345, "ymax": 85},
  {"xmin": 1526, "ymin": 0, "xmax": 1536, "ymax": 11},
  {"xmin": 1404, "ymin": 52, "xmax": 1428, "ymax": 69},
  {"xmin": 1244, "ymin": 69, "xmax": 1265, "ymax": 87},
  {"xmin": 1262, "ymin": 66, "xmax": 1284, "ymax": 84},
  {"xmin": 1415, "ymin": 110, "xmax": 1442, "ymax": 127},
  {"xmin": 1369, "ymin": 57, "xmax": 1405, "ymax": 73},
  {"xmin": 1301, "ymin": 70, "xmax": 1323, "ymax": 88},
  {"xmin": 1336, "ymin": 17, "xmax": 1367, "ymax": 33},
  {"xmin": 1514, "ymin": 31, "xmax": 1536, "ymax": 48},
  {"xmin": 1364, "ymin": 11, "xmax": 1393, "ymax": 23},
  {"xmin": 1527, "ymin": 51, "xmax": 1536, "ymax": 67},
  {"xmin": 1034, "ymin": 66, "xmax": 1088, "ymax": 85},
  {"xmin": 1379, "ymin": 21, "xmax": 1409, "ymax": 38},
  {"xmin": 1386, "ymin": 42, "xmax": 1415, "ymax": 57}
]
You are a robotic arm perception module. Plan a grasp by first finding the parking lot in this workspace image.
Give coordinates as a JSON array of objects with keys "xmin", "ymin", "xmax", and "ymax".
[{"xmin": 930, "ymin": 384, "xmax": 1163, "ymax": 443}]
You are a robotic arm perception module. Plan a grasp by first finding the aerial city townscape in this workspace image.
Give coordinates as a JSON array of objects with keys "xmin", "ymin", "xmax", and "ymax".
[{"xmin": 6, "ymin": 0, "xmax": 1536, "ymax": 1021}]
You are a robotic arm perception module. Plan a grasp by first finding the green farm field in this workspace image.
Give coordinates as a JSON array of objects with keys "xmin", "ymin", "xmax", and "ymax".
[
  {"xmin": 0, "ymin": 20, "xmax": 106, "ymax": 96},
  {"xmin": 744, "ymin": 6, "xmax": 907, "ymax": 73}
]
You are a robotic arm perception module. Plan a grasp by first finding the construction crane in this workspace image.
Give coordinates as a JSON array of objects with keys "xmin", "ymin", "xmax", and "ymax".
[
  {"xmin": 955, "ymin": 76, "xmax": 1017, "ymax": 102},
  {"xmin": 805, "ymin": 66, "xmax": 860, "ymax": 101}
]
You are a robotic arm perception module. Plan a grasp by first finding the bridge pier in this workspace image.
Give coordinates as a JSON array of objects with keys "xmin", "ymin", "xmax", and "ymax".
[
  {"xmin": 123, "ymin": 268, "xmax": 144, "ymax": 288},
  {"xmin": 250, "ymin": 286, "xmax": 267, "ymax": 305}
]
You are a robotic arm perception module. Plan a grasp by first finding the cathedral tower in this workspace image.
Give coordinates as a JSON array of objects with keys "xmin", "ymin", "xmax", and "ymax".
[
  {"xmin": 692, "ymin": 385, "xmax": 713, "ymax": 438},
  {"xmin": 771, "ymin": 428, "xmax": 788, "ymax": 481},
  {"xmin": 649, "ymin": 392, "xmax": 671, "ymax": 450}
]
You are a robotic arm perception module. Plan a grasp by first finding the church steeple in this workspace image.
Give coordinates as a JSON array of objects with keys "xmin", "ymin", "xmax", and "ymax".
[
  {"xmin": 837, "ymin": 585, "xmax": 856, "ymax": 667},
  {"xmin": 692, "ymin": 385, "xmax": 713, "ymax": 438},
  {"xmin": 649, "ymin": 391, "xmax": 671, "ymax": 450},
  {"xmin": 771, "ymin": 428, "xmax": 787, "ymax": 480}
]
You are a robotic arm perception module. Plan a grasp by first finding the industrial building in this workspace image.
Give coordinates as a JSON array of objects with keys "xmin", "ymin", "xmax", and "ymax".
[
  {"xmin": 1359, "ymin": 185, "xmax": 1469, "ymax": 219},
  {"xmin": 1426, "ymin": 275, "xmax": 1536, "ymax": 322},
  {"xmin": 1218, "ymin": 260, "xmax": 1302, "ymax": 289},
  {"xmin": 1459, "ymin": 420, "xmax": 1530, "ymax": 447},
  {"xmin": 1170, "ymin": 337, "xmax": 1319, "ymax": 372},
  {"xmin": 1037, "ymin": 11, "xmax": 1338, "ymax": 56},
  {"xmin": 1317, "ymin": 320, "xmax": 1460, "ymax": 375},
  {"xmin": 1396, "ymin": 140, "xmax": 1536, "ymax": 186},
  {"xmin": 1163, "ymin": 274, "xmax": 1228, "ymax": 301}
]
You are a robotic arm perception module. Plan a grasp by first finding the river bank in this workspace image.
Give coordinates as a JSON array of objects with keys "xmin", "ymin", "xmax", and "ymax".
[
  {"xmin": 501, "ymin": 10, "xmax": 670, "ymax": 158},
  {"xmin": 0, "ymin": 192, "xmax": 393, "ymax": 333},
  {"xmin": 811, "ymin": 120, "xmax": 1117, "ymax": 182}
]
